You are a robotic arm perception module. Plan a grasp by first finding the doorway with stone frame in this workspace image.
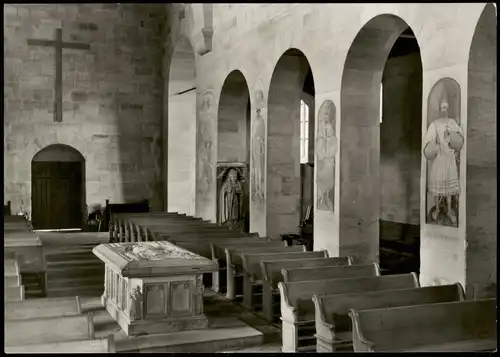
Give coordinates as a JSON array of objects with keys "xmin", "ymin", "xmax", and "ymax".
[
  {"xmin": 267, "ymin": 48, "xmax": 315, "ymax": 245},
  {"xmin": 31, "ymin": 144, "xmax": 86, "ymax": 231},
  {"xmin": 339, "ymin": 15, "xmax": 422, "ymax": 272}
]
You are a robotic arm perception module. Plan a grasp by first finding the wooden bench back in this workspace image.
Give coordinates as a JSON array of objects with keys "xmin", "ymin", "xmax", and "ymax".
[
  {"xmin": 5, "ymin": 335, "xmax": 115, "ymax": 353},
  {"xmin": 228, "ymin": 245, "xmax": 306, "ymax": 266},
  {"xmin": 262, "ymin": 256, "xmax": 353, "ymax": 289},
  {"xmin": 242, "ymin": 250, "xmax": 329, "ymax": 281},
  {"xmin": 5, "ymin": 313, "xmax": 94, "ymax": 346},
  {"xmin": 313, "ymin": 283, "xmax": 465, "ymax": 336},
  {"xmin": 278, "ymin": 273, "xmax": 419, "ymax": 322},
  {"xmin": 349, "ymin": 298, "xmax": 497, "ymax": 352},
  {"xmin": 212, "ymin": 239, "xmax": 281, "ymax": 260},
  {"xmin": 5, "ymin": 296, "xmax": 82, "ymax": 320},
  {"xmin": 282, "ymin": 263, "xmax": 379, "ymax": 285},
  {"xmin": 4, "ymin": 200, "xmax": 11, "ymax": 215}
]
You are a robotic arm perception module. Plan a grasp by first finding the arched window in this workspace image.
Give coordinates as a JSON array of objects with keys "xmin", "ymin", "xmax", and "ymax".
[{"xmin": 300, "ymin": 100, "xmax": 309, "ymax": 163}]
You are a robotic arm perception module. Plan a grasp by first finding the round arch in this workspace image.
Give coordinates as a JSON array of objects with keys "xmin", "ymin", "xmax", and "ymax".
[
  {"xmin": 31, "ymin": 144, "xmax": 86, "ymax": 230},
  {"xmin": 339, "ymin": 14, "xmax": 422, "ymax": 264},
  {"xmin": 166, "ymin": 36, "xmax": 197, "ymax": 216},
  {"xmin": 267, "ymin": 48, "xmax": 315, "ymax": 239},
  {"xmin": 216, "ymin": 70, "xmax": 251, "ymax": 232},
  {"xmin": 465, "ymin": 3, "xmax": 497, "ymax": 298}
]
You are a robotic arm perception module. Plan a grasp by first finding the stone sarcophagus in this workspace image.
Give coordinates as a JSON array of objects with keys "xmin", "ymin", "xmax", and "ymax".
[{"xmin": 93, "ymin": 241, "xmax": 218, "ymax": 336}]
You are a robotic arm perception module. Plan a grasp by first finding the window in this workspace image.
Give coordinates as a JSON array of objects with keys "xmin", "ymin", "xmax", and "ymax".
[
  {"xmin": 380, "ymin": 82, "xmax": 383, "ymax": 123},
  {"xmin": 300, "ymin": 100, "xmax": 309, "ymax": 164}
]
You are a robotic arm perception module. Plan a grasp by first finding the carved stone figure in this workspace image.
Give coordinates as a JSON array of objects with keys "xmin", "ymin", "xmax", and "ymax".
[
  {"xmin": 316, "ymin": 100, "xmax": 337, "ymax": 211},
  {"xmin": 129, "ymin": 285, "xmax": 143, "ymax": 321},
  {"xmin": 120, "ymin": 241, "xmax": 200, "ymax": 261},
  {"xmin": 252, "ymin": 104, "xmax": 266, "ymax": 203},
  {"xmin": 218, "ymin": 168, "xmax": 244, "ymax": 230},
  {"xmin": 424, "ymin": 98, "xmax": 464, "ymax": 227}
]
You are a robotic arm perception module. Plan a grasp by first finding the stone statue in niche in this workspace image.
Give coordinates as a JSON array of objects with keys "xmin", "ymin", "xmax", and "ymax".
[
  {"xmin": 198, "ymin": 90, "xmax": 215, "ymax": 195},
  {"xmin": 423, "ymin": 78, "xmax": 464, "ymax": 227},
  {"xmin": 218, "ymin": 168, "xmax": 244, "ymax": 230},
  {"xmin": 251, "ymin": 89, "xmax": 266, "ymax": 203},
  {"xmin": 316, "ymin": 100, "xmax": 337, "ymax": 211},
  {"xmin": 129, "ymin": 286, "xmax": 143, "ymax": 321}
]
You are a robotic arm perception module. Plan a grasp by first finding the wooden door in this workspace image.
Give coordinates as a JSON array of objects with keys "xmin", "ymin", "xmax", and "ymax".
[{"xmin": 32, "ymin": 161, "xmax": 83, "ymax": 230}]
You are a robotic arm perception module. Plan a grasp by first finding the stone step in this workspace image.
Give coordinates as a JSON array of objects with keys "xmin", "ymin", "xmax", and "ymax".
[
  {"xmin": 46, "ymin": 266, "xmax": 105, "ymax": 280},
  {"xmin": 45, "ymin": 258, "xmax": 103, "ymax": 268},
  {"xmin": 47, "ymin": 276, "xmax": 103, "ymax": 289},
  {"xmin": 45, "ymin": 252, "xmax": 97, "ymax": 263},
  {"xmin": 114, "ymin": 324, "xmax": 264, "ymax": 353},
  {"xmin": 47, "ymin": 285, "xmax": 103, "ymax": 298}
]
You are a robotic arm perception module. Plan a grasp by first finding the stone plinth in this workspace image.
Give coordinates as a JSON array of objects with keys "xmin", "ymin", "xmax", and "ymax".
[{"xmin": 93, "ymin": 241, "xmax": 218, "ymax": 336}]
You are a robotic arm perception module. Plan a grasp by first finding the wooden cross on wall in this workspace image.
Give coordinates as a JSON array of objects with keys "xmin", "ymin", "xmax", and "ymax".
[{"xmin": 27, "ymin": 28, "xmax": 90, "ymax": 123}]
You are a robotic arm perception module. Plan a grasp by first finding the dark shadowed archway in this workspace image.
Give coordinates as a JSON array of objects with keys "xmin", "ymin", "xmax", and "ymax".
[
  {"xmin": 340, "ymin": 15, "xmax": 422, "ymax": 267},
  {"xmin": 216, "ymin": 70, "xmax": 251, "ymax": 232},
  {"xmin": 267, "ymin": 48, "xmax": 315, "ymax": 240},
  {"xmin": 167, "ymin": 37, "xmax": 197, "ymax": 215},
  {"xmin": 31, "ymin": 144, "xmax": 85, "ymax": 230},
  {"xmin": 466, "ymin": 3, "xmax": 497, "ymax": 299}
]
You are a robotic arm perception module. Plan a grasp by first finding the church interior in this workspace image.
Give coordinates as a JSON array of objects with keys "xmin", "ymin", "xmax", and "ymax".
[{"xmin": 3, "ymin": 3, "xmax": 497, "ymax": 353}]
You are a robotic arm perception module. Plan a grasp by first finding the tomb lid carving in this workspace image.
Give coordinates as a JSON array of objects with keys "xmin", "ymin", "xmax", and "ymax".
[{"xmin": 93, "ymin": 241, "xmax": 218, "ymax": 277}]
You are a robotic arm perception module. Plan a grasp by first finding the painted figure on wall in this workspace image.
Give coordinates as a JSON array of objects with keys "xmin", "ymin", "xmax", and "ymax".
[
  {"xmin": 251, "ymin": 89, "xmax": 266, "ymax": 203},
  {"xmin": 218, "ymin": 168, "xmax": 244, "ymax": 230},
  {"xmin": 424, "ymin": 80, "xmax": 464, "ymax": 227},
  {"xmin": 198, "ymin": 90, "xmax": 215, "ymax": 196},
  {"xmin": 316, "ymin": 100, "xmax": 337, "ymax": 211}
]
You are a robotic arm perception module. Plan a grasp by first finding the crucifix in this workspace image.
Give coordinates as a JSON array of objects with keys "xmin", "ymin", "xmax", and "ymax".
[{"xmin": 27, "ymin": 28, "xmax": 90, "ymax": 123}]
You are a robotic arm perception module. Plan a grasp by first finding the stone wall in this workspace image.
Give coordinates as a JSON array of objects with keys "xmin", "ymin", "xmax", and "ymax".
[
  {"xmin": 3, "ymin": 4, "xmax": 165, "ymax": 215},
  {"xmin": 380, "ymin": 53, "xmax": 422, "ymax": 225}
]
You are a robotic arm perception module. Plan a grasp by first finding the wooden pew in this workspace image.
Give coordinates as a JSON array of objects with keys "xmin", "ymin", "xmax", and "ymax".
[
  {"xmin": 5, "ymin": 335, "xmax": 115, "ymax": 353},
  {"xmin": 278, "ymin": 273, "xmax": 420, "ymax": 352},
  {"xmin": 260, "ymin": 257, "xmax": 356, "ymax": 322},
  {"xmin": 313, "ymin": 283, "xmax": 465, "ymax": 352},
  {"xmin": 282, "ymin": 263, "xmax": 380, "ymax": 283},
  {"xmin": 349, "ymin": 298, "xmax": 497, "ymax": 352},
  {"xmin": 5, "ymin": 296, "xmax": 83, "ymax": 320},
  {"xmin": 5, "ymin": 313, "xmax": 95, "ymax": 346},
  {"xmin": 211, "ymin": 239, "xmax": 283, "ymax": 293},
  {"xmin": 225, "ymin": 245, "xmax": 308, "ymax": 300},
  {"xmin": 104, "ymin": 199, "xmax": 150, "ymax": 237},
  {"xmin": 242, "ymin": 250, "xmax": 329, "ymax": 310}
]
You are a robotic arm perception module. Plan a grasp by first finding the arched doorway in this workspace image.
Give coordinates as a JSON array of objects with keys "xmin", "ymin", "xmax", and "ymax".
[
  {"xmin": 466, "ymin": 3, "xmax": 497, "ymax": 299},
  {"xmin": 267, "ymin": 48, "xmax": 315, "ymax": 244},
  {"xmin": 166, "ymin": 37, "xmax": 197, "ymax": 215},
  {"xmin": 216, "ymin": 70, "xmax": 251, "ymax": 233},
  {"xmin": 340, "ymin": 15, "xmax": 422, "ymax": 269},
  {"xmin": 31, "ymin": 144, "xmax": 85, "ymax": 230}
]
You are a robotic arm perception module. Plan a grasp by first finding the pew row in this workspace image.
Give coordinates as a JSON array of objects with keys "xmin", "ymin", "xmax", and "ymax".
[
  {"xmin": 313, "ymin": 283, "xmax": 465, "ymax": 352},
  {"xmin": 348, "ymin": 298, "xmax": 497, "ymax": 352},
  {"xmin": 5, "ymin": 313, "xmax": 95, "ymax": 346},
  {"xmin": 278, "ymin": 273, "xmax": 420, "ymax": 352},
  {"xmin": 241, "ymin": 250, "xmax": 329, "ymax": 310},
  {"xmin": 211, "ymin": 239, "xmax": 284, "ymax": 293},
  {"xmin": 226, "ymin": 245, "xmax": 308, "ymax": 300},
  {"xmin": 260, "ymin": 257, "xmax": 355, "ymax": 322},
  {"xmin": 5, "ymin": 335, "xmax": 115, "ymax": 353},
  {"xmin": 5, "ymin": 296, "xmax": 83, "ymax": 320}
]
